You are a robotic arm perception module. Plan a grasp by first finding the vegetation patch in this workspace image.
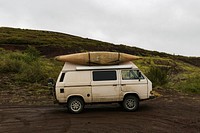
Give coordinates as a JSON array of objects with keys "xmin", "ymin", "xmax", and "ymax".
[
  {"xmin": 0, "ymin": 47, "xmax": 63, "ymax": 105},
  {"xmin": 0, "ymin": 47, "xmax": 62, "ymax": 84},
  {"xmin": 146, "ymin": 67, "xmax": 169, "ymax": 87},
  {"xmin": 172, "ymin": 76, "xmax": 200, "ymax": 94},
  {"xmin": 134, "ymin": 57, "xmax": 200, "ymax": 94}
]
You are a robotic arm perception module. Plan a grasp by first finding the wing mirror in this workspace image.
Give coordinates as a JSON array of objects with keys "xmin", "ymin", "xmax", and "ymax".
[{"xmin": 138, "ymin": 71, "xmax": 142, "ymax": 81}]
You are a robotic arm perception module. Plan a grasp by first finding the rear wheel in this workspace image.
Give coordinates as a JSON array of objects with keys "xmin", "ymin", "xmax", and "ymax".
[
  {"xmin": 123, "ymin": 95, "xmax": 139, "ymax": 111},
  {"xmin": 67, "ymin": 97, "xmax": 84, "ymax": 113}
]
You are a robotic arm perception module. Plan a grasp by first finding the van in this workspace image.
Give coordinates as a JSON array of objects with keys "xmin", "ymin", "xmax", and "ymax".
[{"xmin": 52, "ymin": 61, "xmax": 154, "ymax": 113}]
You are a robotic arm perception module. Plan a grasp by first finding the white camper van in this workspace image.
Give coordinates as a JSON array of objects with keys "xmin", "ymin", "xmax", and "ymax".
[{"xmin": 53, "ymin": 61, "xmax": 154, "ymax": 113}]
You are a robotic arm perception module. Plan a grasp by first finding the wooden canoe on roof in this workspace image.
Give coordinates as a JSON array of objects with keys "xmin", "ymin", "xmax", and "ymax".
[{"xmin": 55, "ymin": 51, "xmax": 141, "ymax": 65}]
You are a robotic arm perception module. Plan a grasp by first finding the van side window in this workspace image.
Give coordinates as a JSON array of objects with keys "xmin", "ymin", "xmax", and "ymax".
[
  {"xmin": 59, "ymin": 72, "xmax": 65, "ymax": 82},
  {"xmin": 93, "ymin": 71, "xmax": 117, "ymax": 81},
  {"xmin": 122, "ymin": 70, "xmax": 144, "ymax": 80}
]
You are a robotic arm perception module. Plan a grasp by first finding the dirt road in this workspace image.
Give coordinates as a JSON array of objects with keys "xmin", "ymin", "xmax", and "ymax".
[{"xmin": 0, "ymin": 89, "xmax": 200, "ymax": 133}]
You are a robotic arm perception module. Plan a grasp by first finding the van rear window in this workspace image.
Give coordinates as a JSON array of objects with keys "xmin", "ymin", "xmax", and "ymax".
[
  {"xmin": 59, "ymin": 73, "xmax": 65, "ymax": 82},
  {"xmin": 93, "ymin": 71, "xmax": 117, "ymax": 81}
]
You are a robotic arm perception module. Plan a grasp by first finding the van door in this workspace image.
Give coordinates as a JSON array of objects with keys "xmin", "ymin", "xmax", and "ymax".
[
  {"xmin": 120, "ymin": 69, "xmax": 148, "ymax": 100},
  {"xmin": 91, "ymin": 70, "xmax": 120, "ymax": 102}
]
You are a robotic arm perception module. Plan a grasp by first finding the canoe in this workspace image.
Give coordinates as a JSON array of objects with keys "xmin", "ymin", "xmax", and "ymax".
[{"xmin": 55, "ymin": 51, "xmax": 141, "ymax": 65}]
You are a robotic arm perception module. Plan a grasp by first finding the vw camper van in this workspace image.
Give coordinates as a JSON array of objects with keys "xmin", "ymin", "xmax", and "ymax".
[{"xmin": 53, "ymin": 61, "xmax": 153, "ymax": 113}]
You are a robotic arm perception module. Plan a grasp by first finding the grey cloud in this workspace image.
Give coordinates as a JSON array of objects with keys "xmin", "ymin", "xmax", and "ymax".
[{"xmin": 0, "ymin": 0, "xmax": 200, "ymax": 56}]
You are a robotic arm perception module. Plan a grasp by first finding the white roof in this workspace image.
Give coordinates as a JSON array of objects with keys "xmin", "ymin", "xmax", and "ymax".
[{"xmin": 62, "ymin": 61, "xmax": 138, "ymax": 71}]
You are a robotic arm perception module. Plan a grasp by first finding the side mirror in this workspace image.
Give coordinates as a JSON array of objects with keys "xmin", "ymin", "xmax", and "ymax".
[
  {"xmin": 138, "ymin": 71, "xmax": 142, "ymax": 81},
  {"xmin": 138, "ymin": 71, "xmax": 142, "ymax": 78}
]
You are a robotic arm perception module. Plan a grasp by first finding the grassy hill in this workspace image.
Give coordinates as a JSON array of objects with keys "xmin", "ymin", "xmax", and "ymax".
[
  {"xmin": 0, "ymin": 27, "xmax": 199, "ymax": 105},
  {"xmin": 0, "ymin": 27, "xmax": 200, "ymax": 66}
]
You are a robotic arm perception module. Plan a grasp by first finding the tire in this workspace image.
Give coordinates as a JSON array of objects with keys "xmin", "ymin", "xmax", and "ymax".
[
  {"xmin": 123, "ymin": 95, "xmax": 139, "ymax": 112},
  {"xmin": 67, "ymin": 97, "xmax": 84, "ymax": 113}
]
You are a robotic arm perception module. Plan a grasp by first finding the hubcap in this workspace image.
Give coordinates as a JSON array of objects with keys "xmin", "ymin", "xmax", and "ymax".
[
  {"xmin": 126, "ymin": 99, "xmax": 135, "ymax": 109},
  {"xmin": 71, "ymin": 100, "xmax": 81, "ymax": 112}
]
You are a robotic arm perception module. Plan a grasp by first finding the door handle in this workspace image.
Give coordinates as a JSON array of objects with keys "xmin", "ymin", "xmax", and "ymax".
[
  {"xmin": 121, "ymin": 84, "xmax": 126, "ymax": 86},
  {"xmin": 113, "ymin": 84, "xmax": 117, "ymax": 86}
]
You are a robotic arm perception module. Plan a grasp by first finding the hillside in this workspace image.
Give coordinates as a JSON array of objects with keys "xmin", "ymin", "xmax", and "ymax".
[
  {"xmin": 0, "ymin": 27, "xmax": 200, "ymax": 105},
  {"xmin": 0, "ymin": 27, "xmax": 200, "ymax": 67}
]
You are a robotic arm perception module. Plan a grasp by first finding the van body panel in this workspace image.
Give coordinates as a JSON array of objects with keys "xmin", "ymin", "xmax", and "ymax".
[
  {"xmin": 121, "ymin": 84, "xmax": 147, "ymax": 99},
  {"xmin": 91, "ymin": 81, "xmax": 120, "ymax": 102},
  {"xmin": 64, "ymin": 87, "xmax": 92, "ymax": 103},
  {"xmin": 120, "ymin": 80, "xmax": 148, "ymax": 100},
  {"xmin": 64, "ymin": 71, "xmax": 91, "ymax": 86},
  {"xmin": 147, "ymin": 79, "xmax": 152, "ymax": 98}
]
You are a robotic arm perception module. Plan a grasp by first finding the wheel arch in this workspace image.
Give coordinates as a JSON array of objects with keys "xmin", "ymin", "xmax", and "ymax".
[
  {"xmin": 123, "ymin": 93, "xmax": 140, "ymax": 101},
  {"xmin": 67, "ymin": 95, "xmax": 85, "ymax": 104}
]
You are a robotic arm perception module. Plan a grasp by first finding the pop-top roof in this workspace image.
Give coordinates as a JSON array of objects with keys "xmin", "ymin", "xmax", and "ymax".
[{"xmin": 62, "ymin": 61, "xmax": 138, "ymax": 71}]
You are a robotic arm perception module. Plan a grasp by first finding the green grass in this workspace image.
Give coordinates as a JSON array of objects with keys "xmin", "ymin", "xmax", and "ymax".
[
  {"xmin": 174, "ymin": 76, "xmax": 200, "ymax": 93},
  {"xmin": 0, "ymin": 47, "xmax": 62, "ymax": 84}
]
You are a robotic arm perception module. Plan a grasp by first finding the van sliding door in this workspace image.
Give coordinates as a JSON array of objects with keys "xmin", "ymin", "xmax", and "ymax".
[{"xmin": 91, "ymin": 70, "xmax": 120, "ymax": 102}]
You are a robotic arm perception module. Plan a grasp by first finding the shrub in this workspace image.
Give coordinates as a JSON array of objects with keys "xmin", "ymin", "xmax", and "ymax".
[
  {"xmin": 0, "ymin": 47, "xmax": 54, "ymax": 83},
  {"xmin": 0, "ymin": 59, "xmax": 25, "ymax": 73},
  {"xmin": 0, "ymin": 51, "xmax": 26, "ymax": 73},
  {"xmin": 16, "ymin": 61, "xmax": 47, "ymax": 83},
  {"xmin": 24, "ymin": 46, "xmax": 40, "ymax": 62},
  {"xmin": 146, "ymin": 67, "xmax": 169, "ymax": 87}
]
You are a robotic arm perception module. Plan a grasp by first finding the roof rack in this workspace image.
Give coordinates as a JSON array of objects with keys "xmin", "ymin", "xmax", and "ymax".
[{"xmin": 76, "ymin": 64, "xmax": 133, "ymax": 71}]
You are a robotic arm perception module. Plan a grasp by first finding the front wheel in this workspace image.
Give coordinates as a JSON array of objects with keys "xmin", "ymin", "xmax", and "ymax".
[
  {"xmin": 123, "ymin": 95, "xmax": 139, "ymax": 111},
  {"xmin": 67, "ymin": 97, "xmax": 84, "ymax": 113}
]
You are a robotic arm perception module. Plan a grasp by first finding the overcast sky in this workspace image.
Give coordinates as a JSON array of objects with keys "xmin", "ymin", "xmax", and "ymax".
[{"xmin": 0, "ymin": 0, "xmax": 200, "ymax": 56}]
